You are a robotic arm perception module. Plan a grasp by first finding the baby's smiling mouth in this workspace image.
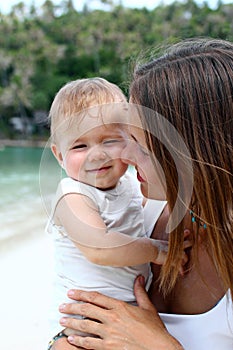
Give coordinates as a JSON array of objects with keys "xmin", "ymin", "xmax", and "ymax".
[{"xmin": 87, "ymin": 166, "xmax": 112, "ymax": 173}]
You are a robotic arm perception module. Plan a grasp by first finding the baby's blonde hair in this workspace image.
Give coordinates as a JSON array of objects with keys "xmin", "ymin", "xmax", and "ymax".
[{"xmin": 49, "ymin": 77, "xmax": 126, "ymax": 142}]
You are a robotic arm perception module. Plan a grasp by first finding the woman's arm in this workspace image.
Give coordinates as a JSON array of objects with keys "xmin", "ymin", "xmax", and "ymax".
[
  {"xmin": 57, "ymin": 276, "xmax": 184, "ymax": 350},
  {"xmin": 55, "ymin": 193, "xmax": 168, "ymax": 266}
]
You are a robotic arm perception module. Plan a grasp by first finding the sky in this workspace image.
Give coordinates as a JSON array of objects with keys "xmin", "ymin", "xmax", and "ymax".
[{"xmin": 1, "ymin": 0, "xmax": 232, "ymax": 14}]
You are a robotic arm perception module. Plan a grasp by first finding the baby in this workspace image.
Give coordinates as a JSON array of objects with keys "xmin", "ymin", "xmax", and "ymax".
[{"xmin": 46, "ymin": 77, "xmax": 167, "ymax": 346}]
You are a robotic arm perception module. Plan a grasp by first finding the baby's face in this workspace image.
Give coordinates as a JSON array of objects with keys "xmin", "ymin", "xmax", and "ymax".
[{"xmin": 59, "ymin": 122, "xmax": 128, "ymax": 189}]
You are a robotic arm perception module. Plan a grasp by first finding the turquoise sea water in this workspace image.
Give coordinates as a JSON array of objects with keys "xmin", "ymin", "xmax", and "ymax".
[{"xmin": 0, "ymin": 146, "xmax": 61, "ymax": 242}]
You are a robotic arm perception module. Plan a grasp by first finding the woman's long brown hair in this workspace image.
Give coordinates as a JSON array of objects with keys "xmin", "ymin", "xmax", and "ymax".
[{"xmin": 130, "ymin": 38, "xmax": 233, "ymax": 297}]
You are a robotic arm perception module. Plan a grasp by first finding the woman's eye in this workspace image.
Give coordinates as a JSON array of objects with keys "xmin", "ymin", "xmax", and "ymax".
[
  {"xmin": 130, "ymin": 134, "xmax": 149, "ymax": 156},
  {"xmin": 139, "ymin": 145, "xmax": 150, "ymax": 156},
  {"xmin": 103, "ymin": 139, "xmax": 121, "ymax": 145}
]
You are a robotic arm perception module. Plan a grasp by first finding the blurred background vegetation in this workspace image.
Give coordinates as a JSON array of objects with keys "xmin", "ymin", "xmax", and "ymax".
[{"xmin": 0, "ymin": 0, "xmax": 233, "ymax": 140}]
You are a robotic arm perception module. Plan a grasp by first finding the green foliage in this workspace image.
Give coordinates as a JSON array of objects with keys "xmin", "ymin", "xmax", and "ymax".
[{"xmin": 0, "ymin": 0, "xmax": 233, "ymax": 138}]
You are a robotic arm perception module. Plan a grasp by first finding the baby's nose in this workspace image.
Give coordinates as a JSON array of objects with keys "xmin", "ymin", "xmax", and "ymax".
[{"xmin": 87, "ymin": 146, "xmax": 107, "ymax": 162}]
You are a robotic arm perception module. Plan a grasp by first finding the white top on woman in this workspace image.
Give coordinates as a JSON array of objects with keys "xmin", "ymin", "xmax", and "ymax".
[{"xmin": 160, "ymin": 289, "xmax": 233, "ymax": 350}]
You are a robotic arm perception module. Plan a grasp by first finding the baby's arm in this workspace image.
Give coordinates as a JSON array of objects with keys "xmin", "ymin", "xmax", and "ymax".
[{"xmin": 54, "ymin": 193, "xmax": 167, "ymax": 267}]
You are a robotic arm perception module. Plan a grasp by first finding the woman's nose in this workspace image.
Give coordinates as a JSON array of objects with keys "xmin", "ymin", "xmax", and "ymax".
[
  {"xmin": 121, "ymin": 140, "xmax": 137, "ymax": 166},
  {"xmin": 87, "ymin": 145, "xmax": 107, "ymax": 162}
]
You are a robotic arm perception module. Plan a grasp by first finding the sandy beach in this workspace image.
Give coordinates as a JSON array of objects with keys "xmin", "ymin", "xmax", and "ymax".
[
  {"xmin": 0, "ymin": 144, "xmax": 61, "ymax": 349},
  {"xmin": 0, "ymin": 226, "xmax": 54, "ymax": 350}
]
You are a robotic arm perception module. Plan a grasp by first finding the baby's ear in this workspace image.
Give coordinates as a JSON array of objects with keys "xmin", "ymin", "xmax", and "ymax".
[{"xmin": 51, "ymin": 144, "xmax": 64, "ymax": 168}]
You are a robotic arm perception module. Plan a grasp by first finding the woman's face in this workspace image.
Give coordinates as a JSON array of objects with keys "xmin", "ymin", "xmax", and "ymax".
[{"xmin": 121, "ymin": 121, "xmax": 166, "ymax": 200}]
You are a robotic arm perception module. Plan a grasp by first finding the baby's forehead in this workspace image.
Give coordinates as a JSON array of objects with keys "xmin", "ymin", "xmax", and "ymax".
[
  {"xmin": 77, "ymin": 102, "xmax": 130, "ymax": 128},
  {"xmin": 57, "ymin": 109, "xmax": 127, "ymax": 138},
  {"xmin": 76, "ymin": 124, "xmax": 127, "ymax": 142},
  {"xmin": 57, "ymin": 102, "xmax": 142, "ymax": 136}
]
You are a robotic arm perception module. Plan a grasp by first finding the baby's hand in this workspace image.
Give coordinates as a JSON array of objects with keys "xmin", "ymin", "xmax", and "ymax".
[
  {"xmin": 151, "ymin": 234, "xmax": 192, "ymax": 269},
  {"xmin": 151, "ymin": 240, "xmax": 169, "ymax": 265}
]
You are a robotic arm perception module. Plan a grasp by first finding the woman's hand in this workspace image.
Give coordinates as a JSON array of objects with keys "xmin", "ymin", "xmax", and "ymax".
[
  {"xmin": 50, "ymin": 336, "xmax": 77, "ymax": 350},
  {"xmin": 59, "ymin": 276, "xmax": 184, "ymax": 350}
]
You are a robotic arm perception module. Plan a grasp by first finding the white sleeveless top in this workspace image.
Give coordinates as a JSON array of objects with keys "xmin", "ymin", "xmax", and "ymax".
[
  {"xmin": 160, "ymin": 289, "xmax": 233, "ymax": 349},
  {"xmin": 47, "ymin": 172, "xmax": 166, "ymax": 337}
]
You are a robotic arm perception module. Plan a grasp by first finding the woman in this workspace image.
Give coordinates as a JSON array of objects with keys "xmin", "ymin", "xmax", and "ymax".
[{"xmin": 51, "ymin": 38, "xmax": 233, "ymax": 349}]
